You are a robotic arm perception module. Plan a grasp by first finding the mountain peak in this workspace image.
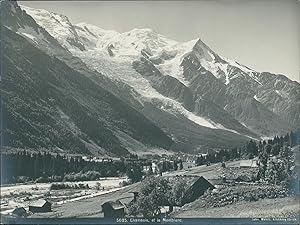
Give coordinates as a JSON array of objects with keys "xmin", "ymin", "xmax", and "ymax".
[
  {"xmin": 75, "ymin": 22, "xmax": 118, "ymax": 34},
  {"xmin": 194, "ymin": 37, "xmax": 205, "ymax": 45},
  {"xmin": 0, "ymin": 0, "xmax": 19, "ymax": 16},
  {"xmin": 123, "ymin": 27, "xmax": 163, "ymax": 41},
  {"xmin": 0, "ymin": 0, "xmax": 17, "ymax": 8},
  {"xmin": 193, "ymin": 37, "xmax": 215, "ymax": 55},
  {"xmin": 20, "ymin": 5, "xmax": 86, "ymax": 51},
  {"xmin": 130, "ymin": 27, "xmax": 156, "ymax": 33}
]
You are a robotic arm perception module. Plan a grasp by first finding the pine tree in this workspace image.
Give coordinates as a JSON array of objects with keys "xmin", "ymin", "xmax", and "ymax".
[
  {"xmin": 265, "ymin": 144, "xmax": 272, "ymax": 155},
  {"xmin": 173, "ymin": 161, "xmax": 178, "ymax": 171},
  {"xmin": 195, "ymin": 157, "xmax": 200, "ymax": 166},
  {"xmin": 148, "ymin": 164, "xmax": 154, "ymax": 175},
  {"xmin": 179, "ymin": 160, "xmax": 183, "ymax": 170},
  {"xmin": 271, "ymin": 143, "xmax": 280, "ymax": 156}
]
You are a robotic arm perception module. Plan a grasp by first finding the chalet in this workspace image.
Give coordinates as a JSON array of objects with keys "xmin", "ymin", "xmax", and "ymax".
[
  {"xmin": 152, "ymin": 162, "xmax": 159, "ymax": 173},
  {"xmin": 168, "ymin": 176, "xmax": 215, "ymax": 206},
  {"xmin": 239, "ymin": 159, "xmax": 258, "ymax": 168},
  {"xmin": 129, "ymin": 191, "xmax": 139, "ymax": 203},
  {"xmin": 12, "ymin": 207, "xmax": 27, "ymax": 217},
  {"xmin": 143, "ymin": 165, "xmax": 150, "ymax": 172},
  {"xmin": 29, "ymin": 199, "xmax": 51, "ymax": 213},
  {"xmin": 102, "ymin": 200, "xmax": 125, "ymax": 218}
]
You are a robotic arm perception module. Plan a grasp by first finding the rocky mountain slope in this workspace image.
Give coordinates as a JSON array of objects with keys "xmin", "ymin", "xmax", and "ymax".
[
  {"xmin": 1, "ymin": 0, "xmax": 298, "ymax": 155},
  {"xmin": 24, "ymin": 4, "xmax": 299, "ymax": 137},
  {"xmin": 0, "ymin": 1, "xmax": 174, "ymax": 156}
]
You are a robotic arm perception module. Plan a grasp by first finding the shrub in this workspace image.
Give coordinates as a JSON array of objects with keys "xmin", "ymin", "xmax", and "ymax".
[
  {"xmin": 63, "ymin": 171, "xmax": 101, "ymax": 182},
  {"xmin": 128, "ymin": 176, "xmax": 171, "ymax": 218},
  {"xmin": 49, "ymin": 175, "xmax": 63, "ymax": 182},
  {"xmin": 35, "ymin": 177, "xmax": 48, "ymax": 183},
  {"xmin": 119, "ymin": 180, "xmax": 131, "ymax": 187},
  {"xmin": 50, "ymin": 182, "xmax": 90, "ymax": 190},
  {"xmin": 244, "ymin": 192, "xmax": 258, "ymax": 202},
  {"xmin": 95, "ymin": 182, "xmax": 101, "ymax": 190},
  {"xmin": 282, "ymin": 176, "xmax": 299, "ymax": 194},
  {"xmin": 15, "ymin": 176, "xmax": 30, "ymax": 183}
]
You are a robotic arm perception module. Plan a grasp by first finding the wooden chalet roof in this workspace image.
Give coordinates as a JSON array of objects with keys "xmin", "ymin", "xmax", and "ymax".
[
  {"xmin": 29, "ymin": 199, "xmax": 51, "ymax": 208},
  {"xmin": 102, "ymin": 200, "xmax": 125, "ymax": 210}
]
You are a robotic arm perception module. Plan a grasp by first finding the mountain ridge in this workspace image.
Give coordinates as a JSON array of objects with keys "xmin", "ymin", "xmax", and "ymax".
[
  {"xmin": 1, "ymin": 1, "xmax": 176, "ymax": 156},
  {"xmin": 19, "ymin": 4, "xmax": 300, "ymax": 137},
  {"xmin": 1, "ymin": 1, "xmax": 298, "ymax": 156}
]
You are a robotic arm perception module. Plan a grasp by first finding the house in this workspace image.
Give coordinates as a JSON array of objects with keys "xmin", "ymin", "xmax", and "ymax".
[
  {"xmin": 152, "ymin": 162, "xmax": 159, "ymax": 173},
  {"xmin": 168, "ymin": 176, "xmax": 215, "ymax": 206},
  {"xmin": 143, "ymin": 165, "xmax": 151, "ymax": 172},
  {"xmin": 129, "ymin": 191, "xmax": 139, "ymax": 203},
  {"xmin": 102, "ymin": 200, "xmax": 125, "ymax": 218},
  {"xmin": 239, "ymin": 159, "xmax": 258, "ymax": 168},
  {"xmin": 29, "ymin": 199, "xmax": 51, "ymax": 213},
  {"xmin": 182, "ymin": 176, "xmax": 215, "ymax": 205},
  {"xmin": 12, "ymin": 207, "xmax": 27, "ymax": 217}
]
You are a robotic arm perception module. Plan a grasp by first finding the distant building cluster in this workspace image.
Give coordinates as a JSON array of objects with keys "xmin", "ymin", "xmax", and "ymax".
[{"xmin": 11, "ymin": 199, "xmax": 52, "ymax": 218}]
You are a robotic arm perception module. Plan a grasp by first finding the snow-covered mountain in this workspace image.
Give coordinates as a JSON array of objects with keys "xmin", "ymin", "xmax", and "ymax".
[
  {"xmin": 1, "ymin": 1, "xmax": 298, "ymax": 155},
  {"xmin": 0, "ymin": 1, "xmax": 174, "ymax": 156},
  {"xmin": 20, "ymin": 5, "xmax": 300, "ymax": 135},
  {"xmin": 19, "ymin": 5, "xmax": 86, "ymax": 51}
]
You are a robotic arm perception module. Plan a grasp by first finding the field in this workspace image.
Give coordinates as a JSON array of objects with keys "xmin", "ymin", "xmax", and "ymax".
[
  {"xmin": 0, "ymin": 177, "xmax": 127, "ymax": 215},
  {"xmin": 29, "ymin": 182, "xmax": 141, "ymax": 218},
  {"xmin": 163, "ymin": 159, "xmax": 241, "ymax": 179},
  {"xmin": 173, "ymin": 196, "xmax": 299, "ymax": 218}
]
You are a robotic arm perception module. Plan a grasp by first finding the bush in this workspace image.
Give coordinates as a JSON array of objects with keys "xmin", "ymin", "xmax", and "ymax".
[
  {"xmin": 49, "ymin": 175, "xmax": 63, "ymax": 182},
  {"xmin": 128, "ymin": 176, "xmax": 172, "ymax": 218},
  {"xmin": 235, "ymin": 175, "xmax": 252, "ymax": 182},
  {"xmin": 50, "ymin": 182, "xmax": 91, "ymax": 190},
  {"xmin": 119, "ymin": 180, "xmax": 131, "ymax": 187},
  {"xmin": 78, "ymin": 183, "xmax": 90, "ymax": 189},
  {"xmin": 196, "ymin": 185, "xmax": 289, "ymax": 208},
  {"xmin": 44, "ymin": 191, "xmax": 51, "ymax": 197},
  {"xmin": 63, "ymin": 171, "xmax": 101, "ymax": 182},
  {"xmin": 95, "ymin": 182, "xmax": 102, "ymax": 190},
  {"xmin": 50, "ymin": 183, "xmax": 66, "ymax": 190},
  {"xmin": 35, "ymin": 177, "xmax": 48, "ymax": 183},
  {"xmin": 15, "ymin": 176, "xmax": 30, "ymax": 183},
  {"xmin": 244, "ymin": 192, "xmax": 258, "ymax": 202},
  {"xmin": 282, "ymin": 176, "xmax": 299, "ymax": 194}
]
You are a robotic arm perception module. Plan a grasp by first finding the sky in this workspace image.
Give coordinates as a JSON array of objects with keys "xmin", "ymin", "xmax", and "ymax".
[{"xmin": 21, "ymin": 0, "xmax": 300, "ymax": 82}]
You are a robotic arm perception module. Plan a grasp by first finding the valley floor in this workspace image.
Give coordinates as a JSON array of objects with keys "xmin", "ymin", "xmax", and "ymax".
[
  {"xmin": 0, "ymin": 177, "xmax": 127, "ymax": 215},
  {"xmin": 1, "ymin": 161, "xmax": 300, "ymax": 218},
  {"xmin": 173, "ymin": 196, "xmax": 299, "ymax": 218},
  {"xmin": 5, "ymin": 159, "xmax": 296, "ymax": 219}
]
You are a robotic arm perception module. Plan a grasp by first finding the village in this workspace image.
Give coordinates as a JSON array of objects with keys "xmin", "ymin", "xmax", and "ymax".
[
  {"xmin": 1, "ymin": 154, "xmax": 298, "ymax": 219},
  {"xmin": 1, "ymin": 132, "xmax": 300, "ymax": 219},
  {"xmin": 2, "ymin": 158, "xmax": 255, "ymax": 218}
]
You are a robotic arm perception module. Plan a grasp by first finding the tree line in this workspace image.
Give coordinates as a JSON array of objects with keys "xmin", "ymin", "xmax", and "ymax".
[
  {"xmin": 195, "ymin": 131, "xmax": 298, "ymax": 192},
  {"xmin": 1, "ymin": 151, "xmax": 148, "ymax": 184},
  {"xmin": 195, "ymin": 131, "xmax": 297, "ymax": 166},
  {"xmin": 1, "ymin": 130, "xmax": 298, "ymax": 185},
  {"xmin": 128, "ymin": 131, "xmax": 299, "ymax": 218}
]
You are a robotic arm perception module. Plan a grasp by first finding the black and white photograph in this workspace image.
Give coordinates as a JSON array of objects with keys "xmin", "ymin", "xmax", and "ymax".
[{"xmin": 0, "ymin": 0, "xmax": 299, "ymax": 223}]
